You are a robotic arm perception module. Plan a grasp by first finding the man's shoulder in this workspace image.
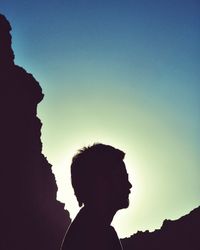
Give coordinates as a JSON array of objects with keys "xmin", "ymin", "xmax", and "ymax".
[
  {"xmin": 61, "ymin": 210, "xmax": 97, "ymax": 250},
  {"xmin": 61, "ymin": 209, "xmax": 123, "ymax": 250}
]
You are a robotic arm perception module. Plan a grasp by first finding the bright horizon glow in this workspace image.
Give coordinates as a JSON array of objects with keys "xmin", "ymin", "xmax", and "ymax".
[{"xmin": 1, "ymin": 0, "xmax": 199, "ymax": 238}]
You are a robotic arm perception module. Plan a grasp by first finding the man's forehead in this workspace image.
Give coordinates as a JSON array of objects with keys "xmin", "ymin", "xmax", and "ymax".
[
  {"xmin": 94, "ymin": 159, "xmax": 128, "ymax": 177},
  {"xmin": 114, "ymin": 160, "xmax": 128, "ymax": 174}
]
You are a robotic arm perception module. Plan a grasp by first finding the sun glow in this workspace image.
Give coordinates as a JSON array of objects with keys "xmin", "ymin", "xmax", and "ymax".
[{"xmin": 50, "ymin": 133, "xmax": 144, "ymax": 237}]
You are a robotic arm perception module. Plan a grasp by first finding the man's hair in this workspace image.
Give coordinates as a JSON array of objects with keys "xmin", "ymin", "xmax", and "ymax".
[{"xmin": 71, "ymin": 143, "xmax": 125, "ymax": 207}]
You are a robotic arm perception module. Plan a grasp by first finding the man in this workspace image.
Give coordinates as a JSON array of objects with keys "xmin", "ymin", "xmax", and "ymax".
[{"xmin": 61, "ymin": 143, "xmax": 132, "ymax": 250}]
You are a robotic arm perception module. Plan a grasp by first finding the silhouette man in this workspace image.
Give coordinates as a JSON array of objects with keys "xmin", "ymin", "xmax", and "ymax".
[{"xmin": 61, "ymin": 143, "xmax": 132, "ymax": 250}]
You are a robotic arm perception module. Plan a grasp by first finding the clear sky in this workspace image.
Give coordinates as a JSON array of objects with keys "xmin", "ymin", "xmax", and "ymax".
[{"xmin": 1, "ymin": 0, "xmax": 199, "ymax": 237}]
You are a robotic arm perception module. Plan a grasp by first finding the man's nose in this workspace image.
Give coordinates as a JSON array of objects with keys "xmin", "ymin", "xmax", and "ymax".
[{"xmin": 128, "ymin": 181, "xmax": 132, "ymax": 189}]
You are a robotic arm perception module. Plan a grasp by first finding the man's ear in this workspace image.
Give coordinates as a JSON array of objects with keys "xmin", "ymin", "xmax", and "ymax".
[{"xmin": 96, "ymin": 175, "xmax": 110, "ymax": 195}]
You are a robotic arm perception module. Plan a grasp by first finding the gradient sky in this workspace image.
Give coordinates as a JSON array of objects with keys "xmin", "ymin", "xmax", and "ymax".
[{"xmin": 1, "ymin": 0, "xmax": 199, "ymax": 237}]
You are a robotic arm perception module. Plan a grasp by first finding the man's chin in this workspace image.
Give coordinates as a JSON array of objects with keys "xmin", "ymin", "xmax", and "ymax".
[{"xmin": 118, "ymin": 199, "xmax": 130, "ymax": 210}]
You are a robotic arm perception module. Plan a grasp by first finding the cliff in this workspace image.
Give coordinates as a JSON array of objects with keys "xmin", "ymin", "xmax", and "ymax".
[
  {"xmin": 0, "ymin": 14, "xmax": 71, "ymax": 250},
  {"xmin": 122, "ymin": 206, "xmax": 200, "ymax": 250}
]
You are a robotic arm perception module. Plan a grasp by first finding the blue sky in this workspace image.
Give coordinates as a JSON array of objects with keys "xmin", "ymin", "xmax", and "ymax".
[{"xmin": 1, "ymin": 0, "xmax": 199, "ymax": 237}]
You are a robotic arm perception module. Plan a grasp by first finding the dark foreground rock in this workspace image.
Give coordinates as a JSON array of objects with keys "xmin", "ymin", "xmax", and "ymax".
[
  {"xmin": 0, "ymin": 14, "xmax": 70, "ymax": 250},
  {"xmin": 122, "ymin": 206, "xmax": 200, "ymax": 250}
]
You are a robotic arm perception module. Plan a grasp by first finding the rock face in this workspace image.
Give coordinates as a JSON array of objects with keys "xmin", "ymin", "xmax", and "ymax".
[
  {"xmin": 0, "ymin": 14, "xmax": 70, "ymax": 250},
  {"xmin": 121, "ymin": 206, "xmax": 200, "ymax": 250}
]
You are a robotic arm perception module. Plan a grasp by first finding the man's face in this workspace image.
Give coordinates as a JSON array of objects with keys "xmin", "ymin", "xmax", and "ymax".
[
  {"xmin": 90, "ymin": 160, "xmax": 132, "ymax": 211},
  {"xmin": 109, "ymin": 161, "xmax": 132, "ymax": 210}
]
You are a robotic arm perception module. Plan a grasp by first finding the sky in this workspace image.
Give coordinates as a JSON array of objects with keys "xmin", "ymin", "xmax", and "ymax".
[{"xmin": 1, "ymin": 0, "xmax": 199, "ymax": 238}]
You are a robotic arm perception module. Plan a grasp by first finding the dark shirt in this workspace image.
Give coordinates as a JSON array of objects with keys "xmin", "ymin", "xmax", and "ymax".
[{"xmin": 61, "ymin": 208, "xmax": 123, "ymax": 250}]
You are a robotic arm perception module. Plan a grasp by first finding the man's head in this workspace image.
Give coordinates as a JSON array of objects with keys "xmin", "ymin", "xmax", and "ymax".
[{"xmin": 71, "ymin": 143, "xmax": 132, "ymax": 211}]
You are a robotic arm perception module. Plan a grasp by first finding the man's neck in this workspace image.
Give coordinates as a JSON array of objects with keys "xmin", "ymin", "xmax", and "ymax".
[{"xmin": 83, "ymin": 204, "xmax": 117, "ymax": 226}]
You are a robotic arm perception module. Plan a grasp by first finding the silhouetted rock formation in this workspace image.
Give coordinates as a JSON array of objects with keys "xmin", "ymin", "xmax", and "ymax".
[
  {"xmin": 121, "ymin": 206, "xmax": 200, "ymax": 250},
  {"xmin": 0, "ymin": 14, "xmax": 70, "ymax": 250}
]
